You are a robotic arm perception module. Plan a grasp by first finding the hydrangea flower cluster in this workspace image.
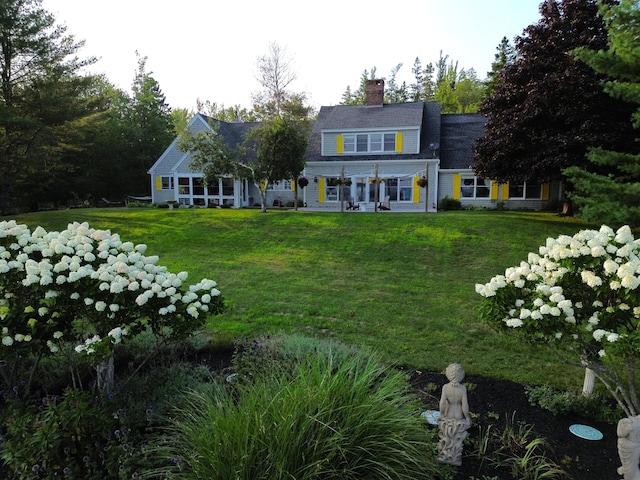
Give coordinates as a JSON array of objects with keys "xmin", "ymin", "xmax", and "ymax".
[
  {"xmin": 476, "ymin": 224, "xmax": 640, "ymax": 416},
  {"xmin": 0, "ymin": 220, "xmax": 223, "ymax": 360}
]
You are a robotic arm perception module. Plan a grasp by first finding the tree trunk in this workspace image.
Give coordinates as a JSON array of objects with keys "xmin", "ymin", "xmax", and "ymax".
[{"xmin": 561, "ymin": 198, "xmax": 573, "ymax": 216}]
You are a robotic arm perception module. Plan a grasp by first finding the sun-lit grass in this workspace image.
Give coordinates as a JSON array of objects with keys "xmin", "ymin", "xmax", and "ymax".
[{"xmin": 11, "ymin": 207, "xmax": 592, "ymax": 388}]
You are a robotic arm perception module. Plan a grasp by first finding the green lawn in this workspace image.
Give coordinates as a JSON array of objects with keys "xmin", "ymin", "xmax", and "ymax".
[{"xmin": 11, "ymin": 207, "xmax": 592, "ymax": 389}]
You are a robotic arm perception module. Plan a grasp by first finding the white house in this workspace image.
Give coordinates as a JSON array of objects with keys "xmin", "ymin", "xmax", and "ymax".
[{"xmin": 149, "ymin": 80, "xmax": 560, "ymax": 211}]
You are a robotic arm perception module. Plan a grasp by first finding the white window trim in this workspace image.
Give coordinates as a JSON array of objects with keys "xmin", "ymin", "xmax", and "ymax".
[
  {"xmin": 460, "ymin": 175, "xmax": 491, "ymax": 199},
  {"xmin": 343, "ymin": 132, "xmax": 396, "ymax": 154},
  {"xmin": 267, "ymin": 180, "xmax": 292, "ymax": 191},
  {"xmin": 161, "ymin": 176, "xmax": 174, "ymax": 190}
]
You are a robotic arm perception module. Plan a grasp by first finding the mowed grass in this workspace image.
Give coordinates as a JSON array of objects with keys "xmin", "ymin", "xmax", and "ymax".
[{"xmin": 12, "ymin": 208, "xmax": 592, "ymax": 389}]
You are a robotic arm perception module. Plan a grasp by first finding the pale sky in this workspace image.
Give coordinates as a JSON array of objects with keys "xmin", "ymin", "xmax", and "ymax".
[{"xmin": 43, "ymin": 0, "xmax": 544, "ymax": 111}]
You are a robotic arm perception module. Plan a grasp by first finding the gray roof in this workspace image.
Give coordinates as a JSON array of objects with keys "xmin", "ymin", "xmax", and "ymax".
[
  {"xmin": 198, "ymin": 113, "xmax": 261, "ymax": 150},
  {"xmin": 195, "ymin": 109, "xmax": 487, "ymax": 171},
  {"xmin": 439, "ymin": 114, "xmax": 486, "ymax": 169},
  {"xmin": 318, "ymin": 102, "xmax": 425, "ymax": 130}
]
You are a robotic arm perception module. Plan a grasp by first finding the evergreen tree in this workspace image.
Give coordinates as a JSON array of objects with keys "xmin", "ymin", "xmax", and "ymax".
[
  {"xmin": 384, "ymin": 63, "xmax": 409, "ymax": 103},
  {"xmin": 342, "ymin": 54, "xmax": 483, "ymax": 111},
  {"xmin": 125, "ymin": 54, "xmax": 174, "ymax": 195},
  {"xmin": 340, "ymin": 68, "xmax": 376, "ymax": 105},
  {"xmin": 473, "ymin": 0, "xmax": 636, "ymax": 193},
  {"xmin": 565, "ymin": 0, "xmax": 640, "ymax": 227},
  {"xmin": 0, "ymin": 0, "xmax": 103, "ymax": 213},
  {"xmin": 409, "ymin": 57, "xmax": 435, "ymax": 102},
  {"xmin": 484, "ymin": 36, "xmax": 517, "ymax": 96}
]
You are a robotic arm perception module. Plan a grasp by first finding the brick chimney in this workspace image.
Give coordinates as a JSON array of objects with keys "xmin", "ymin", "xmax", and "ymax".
[{"xmin": 365, "ymin": 79, "xmax": 384, "ymax": 106}]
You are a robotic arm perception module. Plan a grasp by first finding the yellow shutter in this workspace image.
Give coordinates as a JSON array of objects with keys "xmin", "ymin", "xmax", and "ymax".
[
  {"xmin": 490, "ymin": 181, "xmax": 498, "ymax": 200},
  {"xmin": 336, "ymin": 135, "xmax": 343, "ymax": 154},
  {"xmin": 413, "ymin": 176, "xmax": 420, "ymax": 203},
  {"xmin": 291, "ymin": 180, "xmax": 296, "ymax": 191},
  {"xmin": 501, "ymin": 182, "xmax": 510, "ymax": 200},
  {"xmin": 541, "ymin": 182, "xmax": 550, "ymax": 200},
  {"xmin": 318, "ymin": 178, "xmax": 325, "ymax": 203},
  {"xmin": 156, "ymin": 176, "xmax": 162, "ymax": 190},
  {"xmin": 395, "ymin": 133, "xmax": 403, "ymax": 153},
  {"xmin": 453, "ymin": 174, "xmax": 461, "ymax": 200}
]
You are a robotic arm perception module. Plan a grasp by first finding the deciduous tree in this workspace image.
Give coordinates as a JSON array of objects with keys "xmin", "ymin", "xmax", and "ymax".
[
  {"xmin": 249, "ymin": 116, "xmax": 309, "ymax": 211},
  {"xmin": 341, "ymin": 53, "xmax": 483, "ymax": 112},
  {"xmin": 473, "ymin": 0, "xmax": 636, "ymax": 196}
]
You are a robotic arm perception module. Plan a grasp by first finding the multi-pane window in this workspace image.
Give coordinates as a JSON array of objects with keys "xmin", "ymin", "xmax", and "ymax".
[
  {"xmin": 386, "ymin": 178, "xmax": 413, "ymax": 202},
  {"xmin": 178, "ymin": 177, "xmax": 190, "ymax": 195},
  {"xmin": 161, "ymin": 177, "xmax": 174, "ymax": 190},
  {"xmin": 267, "ymin": 180, "xmax": 292, "ymax": 191},
  {"xmin": 193, "ymin": 177, "xmax": 205, "ymax": 195},
  {"xmin": 325, "ymin": 178, "xmax": 347, "ymax": 202},
  {"xmin": 509, "ymin": 181, "xmax": 542, "ymax": 199},
  {"xmin": 343, "ymin": 133, "xmax": 396, "ymax": 153},
  {"xmin": 460, "ymin": 176, "xmax": 490, "ymax": 198}
]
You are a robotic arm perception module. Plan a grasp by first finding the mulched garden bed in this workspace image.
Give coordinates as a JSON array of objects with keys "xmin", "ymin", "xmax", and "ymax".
[
  {"xmin": 195, "ymin": 348, "xmax": 621, "ymax": 479},
  {"xmin": 407, "ymin": 368, "xmax": 620, "ymax": 480}
]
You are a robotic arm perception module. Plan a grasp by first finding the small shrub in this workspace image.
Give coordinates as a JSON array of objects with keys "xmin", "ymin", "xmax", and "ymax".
[
  {"xmin": 438, "ymin": 195, "xmax": 462, "ymax": 211},
  {"xmin": 126, "ymin": 201, "xmax": 153, "ymax": 208},
  {"xmin": 231, "ymin": 334, "xmax": 362, "ymax": 381},
  {"xmin": 1, "ymin": 389, "xmax": 117, "ymax": 479},
  {"xmin": 526, "ymin": 385, "xmax": 623, "ymax": 424},
  {"xmin": 154, "ymin": 337, "xmax": 438, "ymax": 480}
]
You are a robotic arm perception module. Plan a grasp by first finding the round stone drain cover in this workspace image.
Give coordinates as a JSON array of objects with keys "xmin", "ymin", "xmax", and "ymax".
[
  {"xmin": 421, "ymin": 410, "xmax": 440, "ymax": 425},
  {"xmin": 569, "ymin": 424, "xmax": 603, "ymax": 440}
]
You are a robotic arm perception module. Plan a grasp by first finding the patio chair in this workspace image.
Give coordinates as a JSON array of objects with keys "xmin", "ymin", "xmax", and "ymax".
[
  {"xmin": 346, "ymin": 197, "xmax": 360, "ymax": 210},
  {"xmin": 378, "ymin": 195, "xmax": 391, "ymax": 210}
]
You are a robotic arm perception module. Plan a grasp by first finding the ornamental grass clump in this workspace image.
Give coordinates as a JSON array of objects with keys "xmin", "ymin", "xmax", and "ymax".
[
  {"xmin": 0, "ymin": 220, "xmax": 223, "ymax": 393},
  {"xmin": 476, "ymin": 224, "xmax": 640, "ymax": 417},
  {"xmin": 155, "ymin": 341, "xmax": 438, "ymax": 480}
]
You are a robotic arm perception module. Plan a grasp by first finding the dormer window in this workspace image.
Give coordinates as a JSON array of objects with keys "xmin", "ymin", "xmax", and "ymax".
[{"xmin": 343, "ymin": 133, "xmax": 396, "ymax": 153}]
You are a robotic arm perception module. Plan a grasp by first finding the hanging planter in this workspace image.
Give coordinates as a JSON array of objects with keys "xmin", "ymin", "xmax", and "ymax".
[
  {"xmin": 417, "ymin": 176, "xmax": 428, "ymax": 188},
  {"xmin": 297, "ymin": 177, "xmax": 309, "ymax": 189}
]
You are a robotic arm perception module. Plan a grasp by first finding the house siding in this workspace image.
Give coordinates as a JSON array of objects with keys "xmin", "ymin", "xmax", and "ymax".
[
  {"xmin": 150, "ymin": 101, "xmax": 563, "ymax": 212},
  {"xmin": 304, "ymin": 159, "xmax": 438, "ymax": 212},
  {"xmin": 438, "ymin": 170, "xmax": 563, "ymax": 210}
]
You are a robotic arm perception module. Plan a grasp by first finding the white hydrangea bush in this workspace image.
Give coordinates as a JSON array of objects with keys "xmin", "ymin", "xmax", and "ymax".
[
  {"xmin": 0, "ymin": 220, "xmax": 223, "ymax": 363},
  {"xmin": 476, "ymin": 224, "xmax": 640, "ymax": 417}
]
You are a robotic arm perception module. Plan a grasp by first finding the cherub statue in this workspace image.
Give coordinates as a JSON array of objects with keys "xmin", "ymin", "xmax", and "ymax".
[
  {"xmin": 437, "ymin": 363, "xmax": 471, "ymax": 466},
  {"xmin": 618, "ymin": 415, "xmax": 640, "ymax": 480}
]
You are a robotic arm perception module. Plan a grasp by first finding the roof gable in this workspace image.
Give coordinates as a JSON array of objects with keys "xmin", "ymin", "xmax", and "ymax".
[{"xmin": 149, "ymin": 114, "xmax": 261, "ymax": 174}]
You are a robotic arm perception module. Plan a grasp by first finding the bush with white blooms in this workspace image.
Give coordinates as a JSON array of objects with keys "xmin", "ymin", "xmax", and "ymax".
[
  {"xmin": 476, "ymin": 224, "xmax": 640, "ymax": 417},
  {"xmin": 0, "ymin": 220, "xmax": 223, "ymax": 390}
]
